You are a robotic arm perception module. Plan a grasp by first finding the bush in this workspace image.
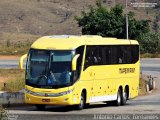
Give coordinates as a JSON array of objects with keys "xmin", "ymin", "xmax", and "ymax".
[
  {"xmin": 141, "ymin": 53, "xmax": 160, "ymax": 58},
  {"xmin": 138, "ymin": 33, "xmax": 160, "ymax": 54},
  {"xmin": 0, "ymin": 105, "xmax": 8, "ymax": 120}
]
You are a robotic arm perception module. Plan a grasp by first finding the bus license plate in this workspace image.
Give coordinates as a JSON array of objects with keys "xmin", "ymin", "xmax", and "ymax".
[{"xmin": 42, "ymin": 99, "xmax": 50, "ymax": 102}]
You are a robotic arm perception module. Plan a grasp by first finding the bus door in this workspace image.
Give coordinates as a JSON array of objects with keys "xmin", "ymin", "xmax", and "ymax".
[
  {"xmin": 90, "ymin": 46, "xmax": 107, "ymax": 102},
  {"xmin": 82, "ymin": 46, "xmax": 95, "ymax": 102}
]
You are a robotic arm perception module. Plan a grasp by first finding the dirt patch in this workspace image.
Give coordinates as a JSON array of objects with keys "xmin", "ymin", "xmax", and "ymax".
[
  {"xmin": 0, "ymin": 75, "xmax": 12, "ymax": 88},
  {"xmin": 0, "ymin": 78, "xmax": 4, "ymax": 89},
  {"xmin": 0, "ymin": 77, "xmax": 7, "ymax": 90},
  {"xmin": 0, "ymin": 55, "xmax": 19, "ymax": 60},
  {"xmin": 0, "ymin": 77, "xmax": 6, "ymax": 83}
]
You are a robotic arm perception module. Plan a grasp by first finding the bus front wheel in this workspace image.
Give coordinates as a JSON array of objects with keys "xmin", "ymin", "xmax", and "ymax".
[{"xmin": 76, "ymin": 92, "xmax": 85, "ymax": 110}]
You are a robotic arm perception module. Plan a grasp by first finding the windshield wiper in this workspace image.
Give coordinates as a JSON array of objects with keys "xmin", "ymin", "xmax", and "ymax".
[
  {"xmin": 50, "ymin": 71, "xmax": 57, "ymax": 82},
  {"xmin": 36, "ymin": 75, "xmax": 47, "ymax": 85}
]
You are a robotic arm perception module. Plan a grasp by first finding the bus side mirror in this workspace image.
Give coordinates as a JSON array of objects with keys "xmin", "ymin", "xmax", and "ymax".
[
  {"xmin": 72, "ymin": 54, "xmax": 80, "ymax": 71},
  {"xmin": 19, "ymin": 54, "xmax": 27, "ymax": 69}
]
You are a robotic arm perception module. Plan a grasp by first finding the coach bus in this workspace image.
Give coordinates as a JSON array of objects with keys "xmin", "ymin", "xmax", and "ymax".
[{"xmin": 19, "ymin": 35, "xmax": 139, "ymax": 110}]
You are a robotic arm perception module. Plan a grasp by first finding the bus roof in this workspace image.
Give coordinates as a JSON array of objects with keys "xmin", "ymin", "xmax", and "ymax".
[{"xmin": 31, "ymin": 35, "xmax": 139, "ymax": 50}]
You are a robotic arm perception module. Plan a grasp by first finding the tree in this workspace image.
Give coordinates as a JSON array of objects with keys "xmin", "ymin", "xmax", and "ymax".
[
  {"xmin": 153, "ymin": 15, "xmax": 159, "ymax": 33},
  {"xmin": 138, "ymin": 33, "xmax": 160, "ymax": 53},
  {"xmin": 75, "ymin": 0, "xmax": 150, "ymax": 39}
]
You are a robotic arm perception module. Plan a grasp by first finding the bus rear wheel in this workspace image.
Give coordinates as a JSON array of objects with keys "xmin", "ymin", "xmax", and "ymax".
[
  {"xmin": 122, "ymin": 88, "xmax": 127, "ymax": 105},
  {"xmin": 107, "ymin": 88, "xmax": 122, "ymax": 106},
  {"xmin": 35, "ymin": 104, "xmax": 46, "ymax": 111}
]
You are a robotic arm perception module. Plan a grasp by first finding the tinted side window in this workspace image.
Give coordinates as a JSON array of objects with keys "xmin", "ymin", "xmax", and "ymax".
[
  {"xmin": 93, "ymin": 46, "xmax": 103, "ymax": 65},
  {"xmin": 84, "ymin": 46, "xmax": 92, "ymax": 69},
  {"xmin": 118, "ymin": 46, "xmax": 128, "ymax": 64},
  {"xmin": 102, "ymin": 47, "xmax": 108, "ymax": 64},
  {"xmin": 126, "ymin": 46, "xmax": 132, "ymax": 63},
  {"xmin": 111, "ymin": 46, "xmax": 118, "ymax": 64},
  {"xmin": 131, "ymin": 45, "xmax": 139, "ymax": 63},
  {"xmin": 84, "ymin": 45, "xmax": 139, "ymax": 70},
  {"xmin": 115, "ymin": 45, "xmax": 139, "ymax": 64},
  {"xmin": 84, "ymin": 46, "xmax": 103, "ymax": 69}
]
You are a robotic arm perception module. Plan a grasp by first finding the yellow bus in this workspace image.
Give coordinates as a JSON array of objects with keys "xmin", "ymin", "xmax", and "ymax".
[{"xmin": 20, "ymin": 35, "xmax": 139, "ymax": 110}]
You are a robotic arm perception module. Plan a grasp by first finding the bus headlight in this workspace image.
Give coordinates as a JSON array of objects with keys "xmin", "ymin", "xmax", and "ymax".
[
  {"xmin": 57, "ymin": 89, "xmax": 74, "ymax": 96},
  {"xmin": 24, "ymin": 88, "xmax": 74, "ymax": 97},
  {"xmin": 24, "ymin": 89, "xmax": 45, "ymax": 96}
]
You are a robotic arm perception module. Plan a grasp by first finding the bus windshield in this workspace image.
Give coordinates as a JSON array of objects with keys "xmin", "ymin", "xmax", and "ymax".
[{"xmin": 26, "ymin": 49, "xmax": 75, "ymax": 88}]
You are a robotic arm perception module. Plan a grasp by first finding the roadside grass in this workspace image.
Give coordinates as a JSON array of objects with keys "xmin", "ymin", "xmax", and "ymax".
[
  {"xmin": 139, "ymin": 76, "xmax": 147, "ymax": 96},
  {"xmin": 0, "ymin": 32, "xmax": 39, "ymax": 56},
  {"xmin": 0, "ymin": 105, "xmax": 8, "ymax": 120},
  {"xmin": 0, "ymin": 42, "xmax": 32, "ymax": 56},
  {"xmin": 0, "ymin": 69, "xmax": 25, "ymax": 92},
  {"xmin": 141, "ymin": 53, "xmax": 160, "ymax": 58}
]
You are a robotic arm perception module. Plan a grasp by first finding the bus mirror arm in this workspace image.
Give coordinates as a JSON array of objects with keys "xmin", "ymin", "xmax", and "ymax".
[
  {"xmin": 19, "ymin": 54, "xmax": 27, "ymax": 69},
  {"xmin": 72, "ymin": 54, "xmax": 80, "ymax": 71}
]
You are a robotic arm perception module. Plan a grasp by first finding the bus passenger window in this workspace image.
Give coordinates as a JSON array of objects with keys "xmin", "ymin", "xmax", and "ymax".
[
  {"xmin": 84, "ymin": 47, "xmax": 92, "ymax": 69},
  {"xmin": 111, "ymin": 47, "xmax": 118, "ymax": 64},
  {"xmin": 127, "ymin": 46, "xmax": 132, "ymax": 63},
  {"xmin": 118, "ymin": 58, "xmax": 122, "ymax": 63},
  {"xmin": 104, "ymin": 47, "xmax": 111, "ymax": 64},
  {"xmin": 131, "ymin": 45, "xmax": 139, "ymax": 63},
  {"xmin": 93, "ymin": 56, "xmax": 98, "ymax": 64},
  {"xmin": 92, "ymin": 46, "xmax": 102, "ymax": 65}
]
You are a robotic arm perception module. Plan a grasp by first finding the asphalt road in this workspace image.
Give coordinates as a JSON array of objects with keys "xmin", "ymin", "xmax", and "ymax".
[
  {"xmin": 7, "ymin": 90, "xmax": 160, "ymax": 120},
  {"xmin": 0, "ymin": 59, "xmax": 19, "ymax": 69},
  {"xmin": 0, "ymin": 59, "xmax": 26, "ymax": 69},
  {"xmin": 0, "ymin": 58, "xmax": 160, "ymax": 120},
  {"xmin": 140, "ymin": 58, "xmax": 160, "ymax": 72}
]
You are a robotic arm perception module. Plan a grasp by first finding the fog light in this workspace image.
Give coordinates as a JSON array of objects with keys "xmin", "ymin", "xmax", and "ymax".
[{"xmin": 73, "ymin": 97, "xmax": 77, "ymax": 103}]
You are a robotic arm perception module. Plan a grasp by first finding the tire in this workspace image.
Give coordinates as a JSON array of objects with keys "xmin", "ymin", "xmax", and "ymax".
[
  {"xmin": 122, "ymin": 88, "xmax": 127, "ymax": 105},
  {"xmin": 76, "ymin": 92, "xmax": 85, "ymax": 110},
  {"xmin": 35, "ymin": 104, "xmax": 46, "ymax": 110},
  {"xmin": 116, "ymin": 88, "xmax": 122, "ymax": 106},
  {"xmin": 85, "ymin": 103, "xmax": 90, "ymax": 108},
  {"xmin": 107, "ymin": 88, "xmax": 122, "ymax": 106}
]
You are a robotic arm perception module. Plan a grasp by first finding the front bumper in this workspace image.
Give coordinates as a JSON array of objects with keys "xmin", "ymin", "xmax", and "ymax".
[{"xmin": 25, "ymin": 93, "xmax": 74, "ymax": 105}]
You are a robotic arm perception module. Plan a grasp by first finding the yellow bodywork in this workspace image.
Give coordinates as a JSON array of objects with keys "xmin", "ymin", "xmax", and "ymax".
[{"xmin": 24, "ymin": 35, "xmax": 139, "ymax": 105}]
